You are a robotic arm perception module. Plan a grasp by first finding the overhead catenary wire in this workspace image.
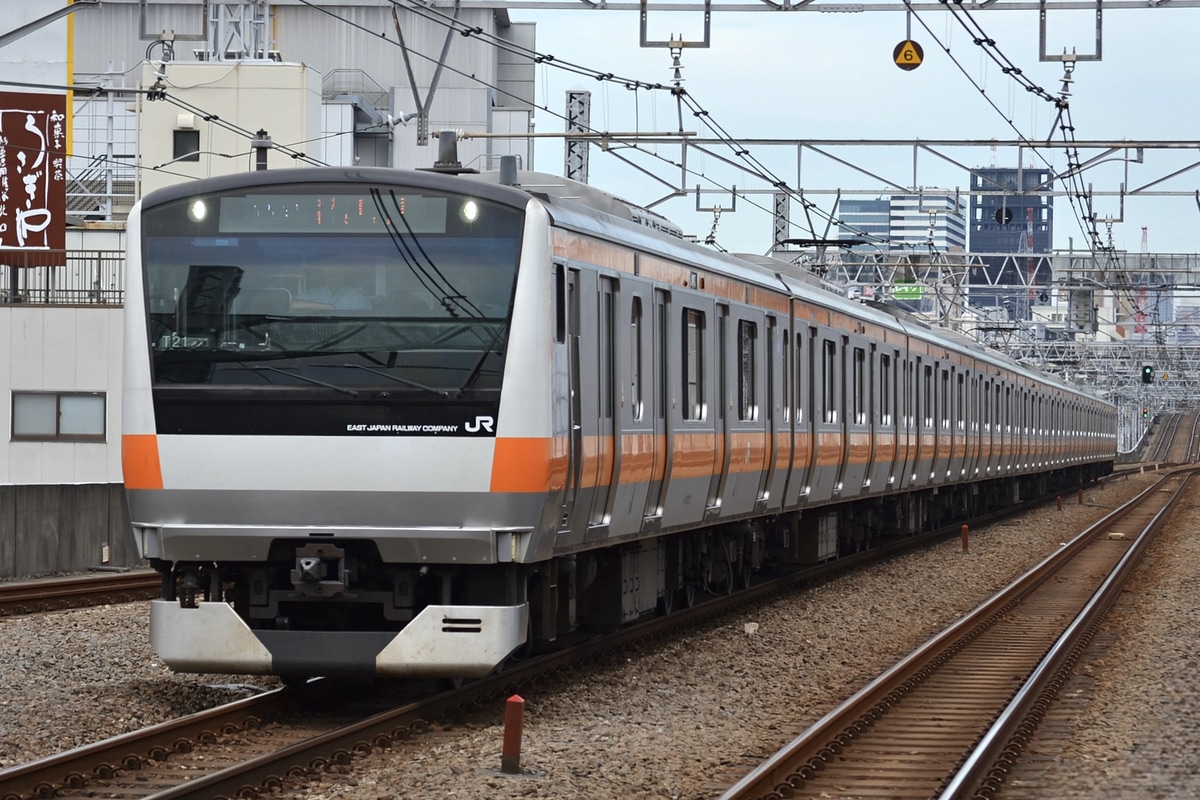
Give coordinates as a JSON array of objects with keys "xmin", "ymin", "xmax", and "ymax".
[{"xmin": 300, "ymin": 0, "xmax": 904, "ymax": 250}]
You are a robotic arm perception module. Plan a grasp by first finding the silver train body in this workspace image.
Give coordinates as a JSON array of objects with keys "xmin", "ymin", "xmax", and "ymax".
[{"xmin": 122, "ymin": 167, "xmax": 1116, "ymax": 680}]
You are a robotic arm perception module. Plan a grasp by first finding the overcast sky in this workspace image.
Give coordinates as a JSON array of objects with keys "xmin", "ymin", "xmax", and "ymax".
[{"xmin": 507, "ymin": 5, "xmax": 1199, "ymax": 257}]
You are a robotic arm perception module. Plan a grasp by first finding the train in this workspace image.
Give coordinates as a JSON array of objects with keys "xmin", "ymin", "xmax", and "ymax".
[{"xmin": 122, "ymin": 164, "xmax": 1116, "ymax": 682}]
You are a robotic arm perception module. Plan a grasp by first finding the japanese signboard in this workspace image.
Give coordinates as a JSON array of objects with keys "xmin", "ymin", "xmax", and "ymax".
[{"xmin": 0, "ymin": 90, "xmax": 66, "ymax": 251}]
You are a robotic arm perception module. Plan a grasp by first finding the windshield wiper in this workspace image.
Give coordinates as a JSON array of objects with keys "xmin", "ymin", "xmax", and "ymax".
[
  {"xmin": 337, "ymin": 363, "xmax": 453, "ymax": 399},
  {"xmin": 455, "ymin": 326, "xmax": 506, "ymax": 395},
  {"xmin": 247, "ymin": 365, "xmax": 360, "ymax": 397}
]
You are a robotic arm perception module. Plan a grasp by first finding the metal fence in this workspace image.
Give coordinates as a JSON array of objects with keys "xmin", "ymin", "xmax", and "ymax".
[{"xmin": 0, "ymin": 250, "xmax": 124, "ymax": 306}]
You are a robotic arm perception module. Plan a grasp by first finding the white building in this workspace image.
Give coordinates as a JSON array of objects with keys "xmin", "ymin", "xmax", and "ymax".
[{"xmin": 887, "ymin": 191, "xmax": 968, "ymax": 253}]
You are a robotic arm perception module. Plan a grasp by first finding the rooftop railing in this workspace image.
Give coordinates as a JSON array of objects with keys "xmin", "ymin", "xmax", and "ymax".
[{"xmin": 0, "ymin": 250, "xmax": 124, "ymax": 306}]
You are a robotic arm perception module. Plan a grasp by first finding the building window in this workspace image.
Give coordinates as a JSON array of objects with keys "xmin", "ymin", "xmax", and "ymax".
[
  {"xmin": 12, "ymin": 392, "xmax": 106, "ymax": 441},
  {"xmin": 173, "ymin": 129, "xmax": 200, "ymax": 162}
]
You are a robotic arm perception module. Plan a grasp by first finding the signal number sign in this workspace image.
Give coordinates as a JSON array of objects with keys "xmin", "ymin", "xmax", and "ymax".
[{"xmin": 894, "ymin": 40, "xmax": 924, "ymax": 71}]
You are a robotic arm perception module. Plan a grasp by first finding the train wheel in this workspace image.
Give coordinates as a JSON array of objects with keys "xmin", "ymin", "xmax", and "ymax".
[
  {"xmin": 657, "ymin": 587, "xmax": 676, "ymax": 616},
  {"xmin": 737, "ymin": 561, "xmax": 753, "ymax": 591}
]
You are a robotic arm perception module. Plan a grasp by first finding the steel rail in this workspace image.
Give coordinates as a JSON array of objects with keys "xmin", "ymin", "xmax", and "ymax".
[
  {"xmin": 716, "ymin": 469, "xmax": 1181, "ymax": 800},
  {"xmin": 0, "ymin": 480, "xmax": 1110, "ymax": 800},
  {"xmin": 941, "ymin": 470, "xmax": 1194, "ymax": 799},
  {"xmin": 0, "ymin": 571, "xmax": 160, "ymax": 617}
]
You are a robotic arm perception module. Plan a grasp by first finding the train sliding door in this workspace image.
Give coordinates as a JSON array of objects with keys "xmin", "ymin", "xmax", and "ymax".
[
  {"xmin": 660, "ymin": 298, "xmax": 718, "ymax": 529},
  {"xmin": 809, "ymin": 332, "xmax": 845, "ymax": 505},
  {"xmin": 782, "ymin": 323, "xmax": 814, "ymax": 507},
  {"xmin": 867, "ymin": 347, "xmax": 899, "ymax": 492},
  {"xmin": 759, "ymin": 315, "xmax": 786, "ymax": 513},
  {"xmin": 716, "ymin": 308, "xmax": 769, "ymax": 518},
  {"xmin": 608, "ymin": 285, "xmax": 655, "ymax": 537},
  {"xmin": 558, "ymin": 268, "xmax": 616, "ymax": 541},
  {"xmin": 641, "ymin": 289, "xmax": 671, "ymax": 526}
]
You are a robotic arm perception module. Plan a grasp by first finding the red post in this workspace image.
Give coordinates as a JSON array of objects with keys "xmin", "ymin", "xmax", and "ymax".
[
  {"xmin": 1078, "ymin": 488, "xmax": 1084, "ymax": 505},
  {"xmin": 961, "ymin": 524, "xmax": 969, "ymax": 554},
  {"xmin": 501, "ymin": 694, "xmax": 525, "ymax": 774},
  {"xmin": 1056, "ymin": 495, "xmax": 1062, "ymax": 511}
]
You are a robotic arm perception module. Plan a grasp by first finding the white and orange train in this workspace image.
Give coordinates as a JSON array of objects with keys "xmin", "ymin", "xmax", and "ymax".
[{"xmin": 122, "ymin": 166, "xmax": 1115, "ymax": 681}]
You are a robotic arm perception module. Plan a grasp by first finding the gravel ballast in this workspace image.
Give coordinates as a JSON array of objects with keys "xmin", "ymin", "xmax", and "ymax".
[{"xmin": 3, "ymin": 471, "xmax": 1194, "ymax": 799}]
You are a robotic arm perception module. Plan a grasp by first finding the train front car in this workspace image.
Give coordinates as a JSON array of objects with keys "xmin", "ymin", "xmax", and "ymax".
[{"xmin": 122, "ymin": 168, "xmax": 553, "ymax": 680}]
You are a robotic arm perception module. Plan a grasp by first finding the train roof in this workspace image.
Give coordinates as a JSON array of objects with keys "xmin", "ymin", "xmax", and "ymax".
[
  {"xmin": 137, "ymin": 165, "xmax": 535, "ymax": 212},
  {"xmin": 468, "ymin": 169, "xmax": 1106, "ymax": 404},
  {"xmin": 136, "ymin": 166, "xmax": 1105, "ymax": 405}
]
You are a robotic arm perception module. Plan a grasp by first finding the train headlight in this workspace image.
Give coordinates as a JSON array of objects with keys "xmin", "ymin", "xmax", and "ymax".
[
  {"xmin": 459, "ymin": 199, "xmax": 479, "ymax": 223},
  {"xmin": 187, "ymin": 199, "xmax": 208, "ymax": 223}
]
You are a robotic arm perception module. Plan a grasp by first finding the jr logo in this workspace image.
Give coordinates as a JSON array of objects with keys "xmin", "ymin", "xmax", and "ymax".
[{"xmin": 465, "ymin": 415, "xmax": 495, "ymax": 433}]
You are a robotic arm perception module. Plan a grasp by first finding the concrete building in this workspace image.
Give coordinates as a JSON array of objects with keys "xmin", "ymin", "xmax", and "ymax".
[
  {"xmin": 838, "ymin": 192, "xmax": 966, "ymax": 253},
  {"xmin": 968, "ymin": 167, "xmax": 1054, "ymax": 315}
]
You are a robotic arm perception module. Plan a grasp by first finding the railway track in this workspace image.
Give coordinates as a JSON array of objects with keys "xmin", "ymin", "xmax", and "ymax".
[
  {"xmin": 0, "ymin": 481, "xmax": 1119, "ymax": 800},
  {"xmin": 717, "ymin": 467, "xmax": 1192, "ymax": 800},
  {"xmin": 0, "ymin": 571, "xmax": 160, "ymax": 617}
]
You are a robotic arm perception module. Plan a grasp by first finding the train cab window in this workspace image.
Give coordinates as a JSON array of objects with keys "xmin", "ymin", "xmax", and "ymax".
[
  {"xmin": 738, "ymin": 320, "xmax": 757, "ymax": 421},
  {"xmin": 631, "ymin": 296, "xmax": 644, "ymax": 422},
  {"xmin": 139, "ymin": 181, "xmax": 524, "ymax": 394},
  {"xmin": 852, "ymin": 347, "xmax": 866, "ymax": 425},
  {"xmin": 683, "ymin": 308, "xmax": 705, "ymax": 420}
]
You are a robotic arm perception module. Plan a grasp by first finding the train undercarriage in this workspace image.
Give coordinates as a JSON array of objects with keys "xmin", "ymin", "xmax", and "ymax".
[{"xmin": 149, "ymin": 462, "xmax": 1109, "ymax": 681}]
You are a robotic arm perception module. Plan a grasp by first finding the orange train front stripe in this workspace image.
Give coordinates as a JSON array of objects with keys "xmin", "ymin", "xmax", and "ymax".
[
  {"xmin": 490, "ymin": 437, "xmax": 567, "ymax": 494},
  {"xmin": 122, "ymin": 434, "xmax": 164, "ymax": 490}
]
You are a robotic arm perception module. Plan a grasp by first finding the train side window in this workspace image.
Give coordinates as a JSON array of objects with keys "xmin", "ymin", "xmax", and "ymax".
[
  {"xmin": 852, "ymin": 347, "xmax": 866, "ymax": 425},
  {"xmin": 880, "ymin": 354, "xmax": 892, "ymax": 426},
  {"xmin": 922, "ymin": 364, "xmax": 934, "ymax": 428},
  {"xmin": 766, "ymin": 318, "xmax": 776, "ymax": 424},
  {"xmin": 656, "ymin": 294, "xmax": 668, "ymax": 421},
  {"xmin": 554, "ymin": 263, "xmax": 566, "ymax": 344},
  {"xmin": 780, "ymin": 321, "xmax": 789, "ymax": 424},
  {"xmin": 600, "ymin": 280, "xmax": 615, "ymax": 420},
  {"xmin": 795, "ymin": 331, "xmax": 805, "ymax": 425},
  {"xmin": 822, "ymin": 339, "xmax": 837, "ymax": 424},
  {"xmin": 956, "ymin": 372, "xmax": 965, "ymax": 432},
  {"xmin": 683, "ymin": 308, "xmax": 705, "ymax": 420},
  {"xmin": 739, "ymin": 319, "xmax": 757, "ymax": 421},
  {"xmin": 717, "ymin": 310, "xmax": 727, "ymax": 422},
  {"xmin": 995, "ymin": 384, "xmax": 1002, "ymax": 433},
  {"xmin": 631, "ymin": 296, "xmax": 643, "ymax": 422},
  {"xmin": 982, "ymin": 380, "xmax": 990, "ymax": 432},
  {"xmin": 940, "ymin": 368, "xmax": 950, "ymax": 431},
  {"xmin": 903, "ymin": 358, "xmax": 913, "ymax": 427}
]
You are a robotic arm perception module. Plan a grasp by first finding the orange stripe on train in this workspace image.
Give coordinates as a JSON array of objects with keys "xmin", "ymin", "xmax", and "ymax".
[
  {"xmin": 122, "ymin": 434, "xmax": 164, "ymax": 490},
  {"xmin": 489, "ymin": 437, "xmax": 567, "ymax": 494}
]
